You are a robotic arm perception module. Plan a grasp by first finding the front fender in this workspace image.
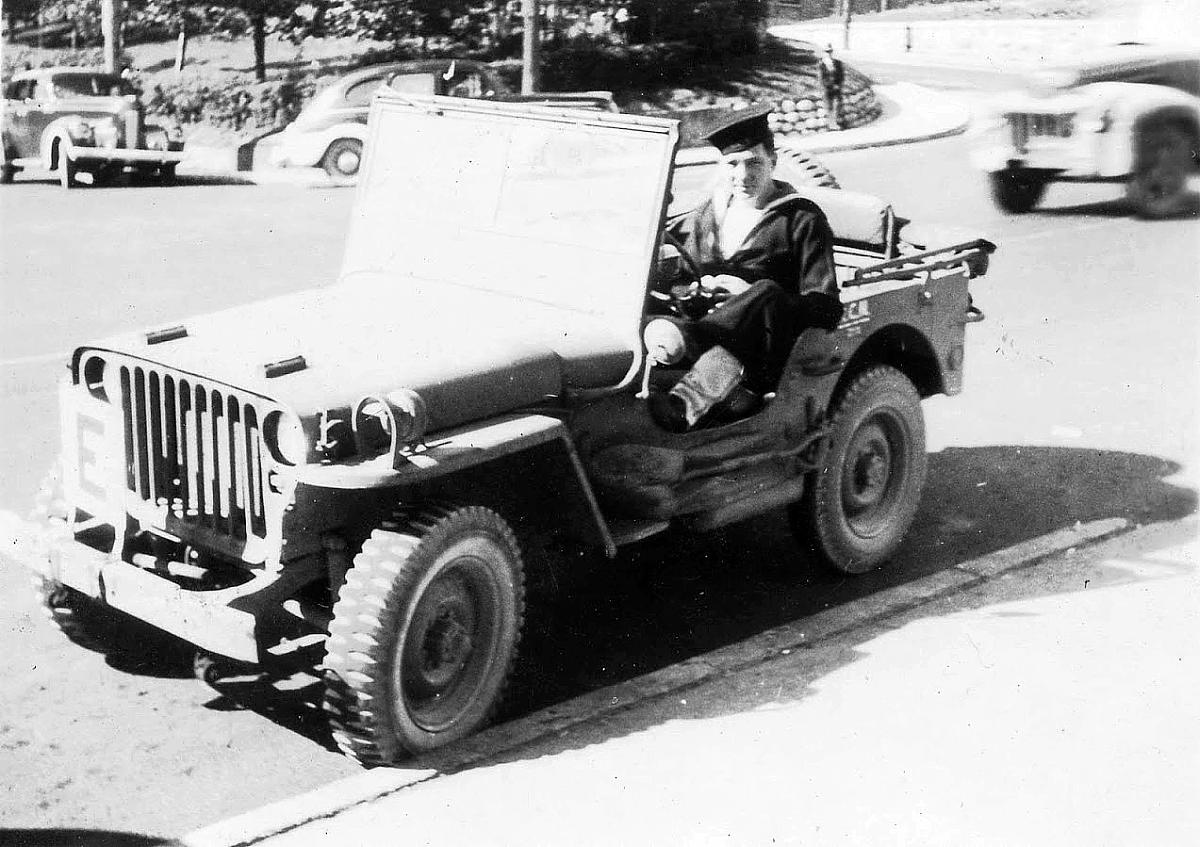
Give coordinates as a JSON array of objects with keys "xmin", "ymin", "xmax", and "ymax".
[
  {"xmin": 273, "ymin": 122, "xmax": 367, "ymax": 168},
  {"xmin": 39, "ymin": 118, "xmax": 92, "ymax": 168},
  {"xmin": 1082, "ymin": 82, "xmax": 1200, "ymax": 176}
]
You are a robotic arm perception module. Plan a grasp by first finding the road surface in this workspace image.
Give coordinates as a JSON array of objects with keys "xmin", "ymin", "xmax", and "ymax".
[{"xmin": 1, "ymin": 130, "xmax": 1196, "ymax": 837}]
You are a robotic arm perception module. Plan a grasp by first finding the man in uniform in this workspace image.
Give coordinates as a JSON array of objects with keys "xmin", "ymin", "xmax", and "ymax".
[
  {"xmin": 817, "ymin": 44, "xmax": 845, "ymax": 130},
  {"xmin": 647, "ymin": 107, "xmax": 843, "ymax": 432}
]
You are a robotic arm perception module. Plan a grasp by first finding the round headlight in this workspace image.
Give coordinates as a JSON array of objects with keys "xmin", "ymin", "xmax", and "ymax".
[
  {"xmin": 264, "ymin": 410, "xmax": 309, "ymax": 466},
  {"xmin": 80, "ymin": 354, "xmax": 110, "ymax": 402}
]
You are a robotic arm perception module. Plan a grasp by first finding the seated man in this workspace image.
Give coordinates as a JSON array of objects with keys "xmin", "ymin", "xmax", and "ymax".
[{"xmin": 649, "ymin": 107, "xmax": 844, "ymax": 432}]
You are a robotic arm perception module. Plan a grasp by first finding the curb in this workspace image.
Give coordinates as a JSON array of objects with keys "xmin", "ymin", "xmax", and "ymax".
[{"xmin": 182, "ymin": 515, "xmax": 1135, "ymax": 847}]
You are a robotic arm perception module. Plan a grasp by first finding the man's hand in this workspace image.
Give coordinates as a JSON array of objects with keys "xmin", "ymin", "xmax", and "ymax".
[{"xmin": 700, "ymin": 274, "xmax": 752, "ymax": 297}]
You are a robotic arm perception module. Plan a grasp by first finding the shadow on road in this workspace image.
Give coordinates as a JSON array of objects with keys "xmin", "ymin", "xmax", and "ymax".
[
  {"xmin": 9, "ymin": 173, "xmax": 259, "ymax": 189},
  {"xmin": 65, "ymin": 445, "xmax": 1195, "ymax": 761},
  {"xmin": 0, "ymin": 829, "xmax": 180, "ymax": 846},
  {"xmin": 1034, "ymin": 189, "xmax": 1200, "ymax": 219}
]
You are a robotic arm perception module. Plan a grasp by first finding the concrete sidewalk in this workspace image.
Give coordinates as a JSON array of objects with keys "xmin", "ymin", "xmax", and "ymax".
[
  {"xmin": 770, "ymin": 17, "xmax": 1129, "ymax": 73},
  {"xmin": 182, "ymin": 517, "xmax": 1199, "ymax": 847}
]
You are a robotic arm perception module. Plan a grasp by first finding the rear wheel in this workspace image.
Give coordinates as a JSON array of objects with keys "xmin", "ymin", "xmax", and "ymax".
[
  {"xmin": 1127, "ymin": 122, "xmax": 1194, "ymax": 219},
  {"xmin": 791, "ymin": 366, "xmax": 927, "ymax": 574},
  {"xmin": 988, "ymin": 167, "xmax": 1047, "ymax": 213},
  {"xmin": 1, "ymin": 163, "xmax": 15, "ymax": 184},
  {"xmin": 321, "ymin": 138, "xmax": 363, "ymax": 184},
  {"xmin": 323, "ymin": 504, "xmax": 525, "ymax": 764},
  {"xmin": 159, "ymin": 164, "xmax": 177, "ymax": 186}
]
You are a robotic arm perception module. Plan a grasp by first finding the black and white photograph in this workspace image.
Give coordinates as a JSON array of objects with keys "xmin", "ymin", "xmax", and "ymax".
[{"xmin": 2, "ymin": 0, "xmax": 1197, "ymax": 843}]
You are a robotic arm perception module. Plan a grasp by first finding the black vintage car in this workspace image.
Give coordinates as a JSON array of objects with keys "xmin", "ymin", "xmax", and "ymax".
[{"xmin": 1, "ymin": 66, "xmax": 185, "ymax": 187}]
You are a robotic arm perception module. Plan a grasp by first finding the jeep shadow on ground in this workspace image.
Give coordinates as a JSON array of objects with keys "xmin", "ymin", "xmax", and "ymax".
[
  {"xmin": 0, "ymin": 828, "xmax": 181, "ymax": 846},
  {"xmin": 499, "ymin": 444, "xmax": 1195, "ymax": 719},
  {"xmin": 1029, "ymin": 188, "xmax": 1200, "ymax": 219},
  {"xmin": 8, "ymin": 171, "xmax": 258, "ymax": 189},
  {"xmin": 79, "ymin": 445, "xmax": 1193, "ymax": 762}
]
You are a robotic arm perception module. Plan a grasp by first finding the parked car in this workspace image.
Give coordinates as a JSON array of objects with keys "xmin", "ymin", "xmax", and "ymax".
[
  {"xmin": 8, "ymin": 93, "xmax": 994, "ymax": 764},
  {"xmin": 972, "ymin": 43, "xmax": 1200, "ymax": 218},
  {"xmin": 1, "ymin": 66, "xmax": 185, "ymax": 187},
  {"xmin": 269, "ymin": 58, "xmax": 618, "ymax": 182}
]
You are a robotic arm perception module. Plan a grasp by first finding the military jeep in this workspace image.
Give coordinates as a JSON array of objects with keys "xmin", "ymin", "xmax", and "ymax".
[{"xmin": 10, "ymin": 93, "xmax": 994, "ymax": 764}]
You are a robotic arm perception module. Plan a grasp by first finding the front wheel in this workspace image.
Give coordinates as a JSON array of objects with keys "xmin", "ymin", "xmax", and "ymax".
[
  {"xmin": 1126, "ymin": 122, "xmax": 1194, "ymax": 219},
  {"xmin": 791, "ymin": 366, "xmax": 927, "ymax": 574},
  {"xmin": 321, "ymin": 138, "xmax": 363, "ymax": 184},
  {"xmin": 988, "ymin": 168, "xmax": 1047, "ymax": 213},
  {"xmin": 323, "ymin": 504, "xmax": 525, "ymax": 764}
]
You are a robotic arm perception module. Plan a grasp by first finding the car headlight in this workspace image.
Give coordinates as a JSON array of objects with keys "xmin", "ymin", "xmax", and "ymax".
[
  {"xmin": 145, "ymin": 127, "xmax": 169, "ymax": 151},
  {"xmin": 94, "ymin": 120, "xmax": 119, "ymax": 149},
  {"xmin": 263, "ymin": 410, "xmax": 309, "ymax": 466},
  {"xmin": 68, "ymin": 118, "xmax": 95, "ymax": 144}
]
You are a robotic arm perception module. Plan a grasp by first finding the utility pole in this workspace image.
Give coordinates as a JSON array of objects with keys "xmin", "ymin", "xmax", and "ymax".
[
  {"xmin": 842, "ymin": 0, "xmax": 852, "ymax": 50},
  {"xmin": 101, "ymin": 0, "xmax": 122, "ymax": 73},
  {"xmin": 522, "ymin": 0, "xmax": 540, "ymax": 93}
]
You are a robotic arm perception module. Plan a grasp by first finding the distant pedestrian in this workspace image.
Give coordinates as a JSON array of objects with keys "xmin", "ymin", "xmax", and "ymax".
[
  {"xmin": 816, "ymin": 43, "xmax": 845, "ymax": 130},
  {"xmin": 613, "ymin": 4, "xmax": 630, "ymax": 42}
]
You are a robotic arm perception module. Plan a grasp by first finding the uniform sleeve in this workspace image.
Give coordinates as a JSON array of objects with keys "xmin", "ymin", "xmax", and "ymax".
[
  {"xmin": 793, "ymin": 208, "xmax": 843, "ymax": 331},
  {"xmin": 793, "ymin": 209, "xmax": 838, "ymax": 297}
]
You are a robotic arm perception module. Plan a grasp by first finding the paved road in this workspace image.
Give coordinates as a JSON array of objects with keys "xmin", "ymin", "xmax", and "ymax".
[{"xmin": 1, "ymin": 133, "xmax": 1197, "ymax": 836}]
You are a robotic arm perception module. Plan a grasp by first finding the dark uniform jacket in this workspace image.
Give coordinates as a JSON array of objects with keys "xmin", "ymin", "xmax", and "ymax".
[
  {"xmin": 663, "ymin": 182, "xmax": 843, "ymax": 389},
  {"xmin": 665, "ymin": 182, "xmax": 839, "ymax": 299}
]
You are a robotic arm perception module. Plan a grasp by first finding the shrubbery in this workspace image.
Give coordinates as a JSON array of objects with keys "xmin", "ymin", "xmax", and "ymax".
[
  {"xmin": 537, "ymin": 41, "xmax": 701, "ymax": 94},
  {"xmin": 140, "ymin": 72, "xmax": 318, "ymax": 131}
]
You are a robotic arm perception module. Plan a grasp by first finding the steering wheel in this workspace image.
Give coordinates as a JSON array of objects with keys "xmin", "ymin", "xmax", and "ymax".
[{"xmin": 655, "ymin": 231, "xmax": 728, "ymax": 320}]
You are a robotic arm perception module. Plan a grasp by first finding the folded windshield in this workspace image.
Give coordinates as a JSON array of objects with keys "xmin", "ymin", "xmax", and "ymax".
[{"xmin": 341, "ymin": 96, "xmax": 677, "ymax": 330}]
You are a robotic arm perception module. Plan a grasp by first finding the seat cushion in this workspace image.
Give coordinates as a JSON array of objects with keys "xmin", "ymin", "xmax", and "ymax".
[{"xmin": 792, "ymin": 185, "xmax": 895, "ymax": 252}]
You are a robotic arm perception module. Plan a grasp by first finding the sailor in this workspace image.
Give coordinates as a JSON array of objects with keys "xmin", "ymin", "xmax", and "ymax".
[{"xmin": 648, "ymin": 106, "xmax": 843, "ymax": 432}]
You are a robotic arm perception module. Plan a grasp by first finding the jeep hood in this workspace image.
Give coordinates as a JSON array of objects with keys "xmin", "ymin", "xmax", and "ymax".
[{"xmin": 85, "ymin": 276, "xmax": 636, "ymax": 431}]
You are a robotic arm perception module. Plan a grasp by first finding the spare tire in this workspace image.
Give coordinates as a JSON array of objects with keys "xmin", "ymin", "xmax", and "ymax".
[{"xmin": 774, "ymin": 147, "xmax": 840, "ymax": 189}]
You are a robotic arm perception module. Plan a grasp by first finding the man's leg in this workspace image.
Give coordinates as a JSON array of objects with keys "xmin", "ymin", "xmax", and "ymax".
[{"xmin": 695, "ymin": 279, "xmax": 800, "ymax": 392}]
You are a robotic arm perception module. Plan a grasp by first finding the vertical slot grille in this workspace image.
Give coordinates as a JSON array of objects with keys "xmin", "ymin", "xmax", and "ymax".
[
  {"xmin": 1010, "ymin": 113, "xmax": 1074, "ymax": 150},
  {"xmin": 120, "ymin": 365, "xmax": 267, "ymax": 540}
]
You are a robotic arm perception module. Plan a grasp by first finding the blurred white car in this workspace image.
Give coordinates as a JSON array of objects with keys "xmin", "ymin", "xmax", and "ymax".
[
  {"xmin": 972, "ymin": 44, "xmax": 1199, "ymax": 217},
  {"xmin": 270, "ymin": 59, "xmax": 617, "ymax": 183}
]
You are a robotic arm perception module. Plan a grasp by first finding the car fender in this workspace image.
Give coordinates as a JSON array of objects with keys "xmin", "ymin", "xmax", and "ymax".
[
  {"xmin": 1071, "ymin": 81, "xmax": 1200, "ymax": 176},
  {"xmin": 274, "ymin": 122, "xmax": 368, "ymax": 168},
  {"xmin": 39, "ymin": 117, "xmax": 88, "ymax": 169}
]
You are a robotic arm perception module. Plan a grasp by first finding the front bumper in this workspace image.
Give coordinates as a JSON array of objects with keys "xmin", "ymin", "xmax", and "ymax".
[
  {"xmin": 5, "ymin": 521, "xmax": 277, "ymax": 663},
  {"xmin": 67, "ymin": 144, "xmax": 186, "ymax": 166}
]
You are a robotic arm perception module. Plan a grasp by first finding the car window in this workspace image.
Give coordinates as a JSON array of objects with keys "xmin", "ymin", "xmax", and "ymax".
[
  {"xmin": 51, "ymin": 73, "xmax": 134, "ymax": 97},
  {"xmin": 345, "ymin": 78, "xmax": 387, "ymax": 108},
  {"xmin": 4, "ymin": 81, "xmax": 31, "ymax": 100},
  {"xmin": 444, "ymin": 72, "xmax": 486, "ymax": 99},
  {"xmin": 387, "ymin": 72, "xmax": 437, "ymax": 96},
  {"xmin": 1159, "ymin": 59, "xmax": 1200, "ymax": 97}
]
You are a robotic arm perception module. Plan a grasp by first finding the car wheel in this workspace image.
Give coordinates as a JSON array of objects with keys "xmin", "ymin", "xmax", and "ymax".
[
  {"xmin": 773, "ymin": 147, "xmax": 840, "ymax": 189},
  {"xmin": 791, "ymin": 366, "xmax": 927, "ymax": 574},
  {"xmin": 323, "ymin": 503, "xmax": 525, "ymax": 764},
  {"xmin": 321, "ymin": 138, "xmax": 363, "ymax": 184},
  {"xmin": 1, "ymin": 163, "xmax": 15, "ymax": 184},
  {"xmin": 988, "ymin": 167, "xmax": 1047, "ymax": 213},
  {"xmin": 1126, "ymin": 122, "xmax": 1194, "ymax": 219},
  {"xmin": 159, "ymin": 164, "xmax": 177, "ymax": 186}
]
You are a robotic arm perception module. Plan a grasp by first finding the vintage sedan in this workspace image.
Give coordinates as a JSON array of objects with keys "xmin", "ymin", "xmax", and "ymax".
[
  {"xmin": 972, "ymin": 43, "xmax": 1199, "ymax": 218},
  {"xmin": 269, "ymin": 58, "xmax": 617, "ymax": 182},
  {"xmin": 1, "ymin": 66, "xmax": 185, "ymax": 187}
]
